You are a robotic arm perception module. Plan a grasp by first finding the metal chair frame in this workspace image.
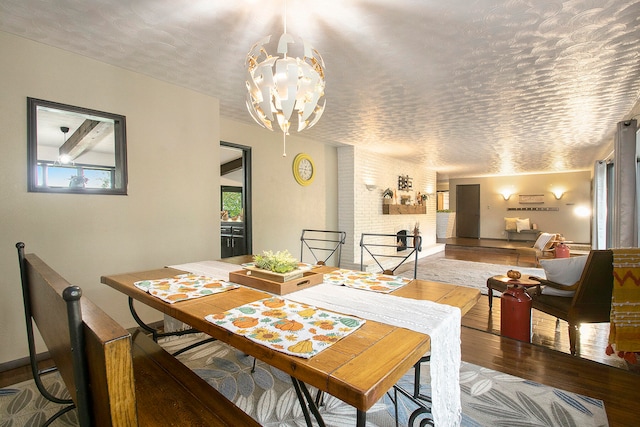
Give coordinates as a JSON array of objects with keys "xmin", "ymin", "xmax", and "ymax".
[
  {"xmin": 359, "ymin": 232, "xmax": 422, "ymax": 278},
  {"xmin": 128, "ymin": 297, "xmax": 216, "ymax": 356},
  {"xmin": 300, "ymin": 229, "xmax": 346, "ymax": 267}
]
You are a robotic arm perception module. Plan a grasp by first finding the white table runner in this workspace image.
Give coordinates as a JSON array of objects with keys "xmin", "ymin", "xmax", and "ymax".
[
  {"xmin": 170, "ymin": 260, "xmax": 241, "ymax": 280},
  {"xmin": 289, "ymin": 283, "xmax": 461, "ymax": 427},
  {"xmin": 170, "ymin": 261, "xmax": 461, "ymax": 426}
]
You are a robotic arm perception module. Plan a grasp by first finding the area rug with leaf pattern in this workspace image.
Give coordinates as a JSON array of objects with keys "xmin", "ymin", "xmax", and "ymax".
[{"xmin": 1, "ymin": 335, "xmax": 608, "ymax": 426}]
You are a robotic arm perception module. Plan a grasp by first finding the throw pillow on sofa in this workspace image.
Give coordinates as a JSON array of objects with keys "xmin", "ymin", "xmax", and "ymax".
[
  {"xmin": 516, "ymin": 218, "xmax": 530, "ymax": 232},
  {"xmin": 504, "ymin": 217, "xmax": 518, "ymax": 231},
  {"xmin": 539, "ymin": 255, "xmax": 588, "ymax": 296}
]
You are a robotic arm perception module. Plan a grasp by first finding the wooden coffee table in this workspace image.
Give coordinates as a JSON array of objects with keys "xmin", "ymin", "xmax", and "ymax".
[{"xmin": 486, "ymin": 274, "xmax": 541, "ymax": 309}]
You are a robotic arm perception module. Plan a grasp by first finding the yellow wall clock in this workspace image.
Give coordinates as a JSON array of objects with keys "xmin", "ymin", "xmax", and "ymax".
[{"xmin": 292, "ymin": 153, "xmax": 315, "ymax": 186}]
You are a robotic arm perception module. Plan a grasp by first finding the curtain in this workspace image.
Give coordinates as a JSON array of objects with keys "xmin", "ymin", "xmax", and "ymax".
[
  {"xmin": 612, "ymin": 120, "xmax": 638, "ymax": 248},
  {"xmin": 637, "ymin": 154, "xmax": 640, "ymax": 246},
  {"xmin": 593, "ymin": 160, "xmax": 607, "ymax": 249}
]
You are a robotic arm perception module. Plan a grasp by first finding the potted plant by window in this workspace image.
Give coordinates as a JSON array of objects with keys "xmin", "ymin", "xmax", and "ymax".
[{"xmin": 69, "ymin": 175, "xmax": 88, "ymax": 188}]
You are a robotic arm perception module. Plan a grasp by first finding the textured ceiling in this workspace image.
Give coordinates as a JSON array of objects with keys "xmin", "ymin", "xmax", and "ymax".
[{"xmin": 2, "ymin": 0, "xmax": 640, "ymax": 179}]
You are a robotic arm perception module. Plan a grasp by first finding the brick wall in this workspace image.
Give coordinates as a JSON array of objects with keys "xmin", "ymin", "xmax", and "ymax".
[{"xmin": 338, "ymin": 146, "xmax": 437, "ymax": 270}]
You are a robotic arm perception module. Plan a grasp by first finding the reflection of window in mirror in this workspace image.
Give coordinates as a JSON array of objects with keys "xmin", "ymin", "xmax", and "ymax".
[
  {"xmin": 27, "ymin": 98, "xmax": 128, "ymax": 195},
  {"xmin": 221, "ymin": 186, "xmax": 243, "ymax": 221}
]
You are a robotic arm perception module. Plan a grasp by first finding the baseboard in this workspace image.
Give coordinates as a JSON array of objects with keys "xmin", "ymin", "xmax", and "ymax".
[
  {"xmin": 0, "ymin": 351, "xmax": 50, "ymax": 373},
  {"xmin": 1, "ymin": 321, "xmax": 165, "ymax": 374},
  {"xmin": 420, "ymin": 243, "xmax": 445, "ymax": 257}
]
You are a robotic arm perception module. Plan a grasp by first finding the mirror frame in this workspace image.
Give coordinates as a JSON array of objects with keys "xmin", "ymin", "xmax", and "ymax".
[{"xmin": 27, "ymin": 97, "xmax": 128, "ymax": 195}]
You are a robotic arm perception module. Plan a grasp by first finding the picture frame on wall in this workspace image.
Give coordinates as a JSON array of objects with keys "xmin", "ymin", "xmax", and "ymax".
[{"xmin": 518, "ymin": 194, "xmax": 544, "ymax": 204}]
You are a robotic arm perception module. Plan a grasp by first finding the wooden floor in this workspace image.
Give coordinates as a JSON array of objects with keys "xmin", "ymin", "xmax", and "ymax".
[
  {"xmin": 445, "ymin": 238, "xmax": 638, "ymax": 427},
  {"xmin": 445, "ymin": 238, "xmax": 622, "ymax": 367},
  {"xmin": 461, "ymin": 328, "xmax": 637, "ymax": 427},
  {"xmin": 443, "ymin": 237, "xmax": 541, "ymax": 266},
  {"xmin": 2, "ymin": 241, "xmax": 638, "ymax": 426}
]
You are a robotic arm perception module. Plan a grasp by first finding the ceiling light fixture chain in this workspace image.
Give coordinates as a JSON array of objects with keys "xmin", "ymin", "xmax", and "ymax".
[
  {"xmin": 245, "ymin": 0, "xmax": 326, "ymax": 157},
  {"xmin": 55, "ymin": 126, "xmax": 73, "ymax": 165},
  {"xmin": 282, "ymin": 0, "xmax": 287, "ymax": 35}
]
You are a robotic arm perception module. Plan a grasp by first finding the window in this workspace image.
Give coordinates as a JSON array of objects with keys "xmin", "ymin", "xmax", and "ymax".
[
  {"xmin": 37, "ymin": 163, "xmax": 115, "ymax": 189},
  {"xmin": 221, "ymin": 186, "xmax": 243, "ymax": 220}
]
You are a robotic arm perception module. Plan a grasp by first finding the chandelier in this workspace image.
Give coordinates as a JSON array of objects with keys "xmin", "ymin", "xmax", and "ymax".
[{"xmin": 245, "ymin": 4, "xmax": 326, "ymax": 156}]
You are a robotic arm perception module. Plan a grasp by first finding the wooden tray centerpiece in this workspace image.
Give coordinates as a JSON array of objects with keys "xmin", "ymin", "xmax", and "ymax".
[
  {"xmin": 242, "ymin": 264, "xmax": 304, "ymax": 282},
  {"xmin": 229, "ymin": 250, "xmax": 323, "ymax": 295}
]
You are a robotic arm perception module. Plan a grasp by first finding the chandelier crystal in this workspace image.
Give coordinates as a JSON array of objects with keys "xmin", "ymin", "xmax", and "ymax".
[{"xmin": 245, "ymin": 24, "xmax": 326, "ymax": 155}]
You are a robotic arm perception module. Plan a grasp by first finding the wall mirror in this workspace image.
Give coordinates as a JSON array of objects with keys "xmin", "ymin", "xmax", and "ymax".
[{"xmin": 27, "ymin": 97, "xmax": 128, "ymax": 195}]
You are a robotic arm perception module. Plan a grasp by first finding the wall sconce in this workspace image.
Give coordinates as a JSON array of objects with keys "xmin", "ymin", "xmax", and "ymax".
[
  {"xmin": 501, "ymin": 191, "xmax": 512, "ymax": 201},
  {"xmin": 365, "ymin": 184, "xmax": 377, "ymax": 191},
  {"xmin": 552, "ymin": 190, "xmax": 565, "ymax": 200}
]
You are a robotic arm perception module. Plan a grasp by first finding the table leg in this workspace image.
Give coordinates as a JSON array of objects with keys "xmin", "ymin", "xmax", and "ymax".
[
  {"xmin": 488, "ymin": 287, "xmax": 494, "ymax": 310},
  {"xmin": 413, "ymin": 355, "xmax": 431, "ymax": 400},
  {"xmin": 356, "ymin": 409, "xmax": 366, "ymax": 427},
  {"xmin": 127, "ymin": 297, "xmax": 216, "ymax": 356},
  {"xmin": 393, "ymin": 382, "xmax": 433, "ymax": 426},
  {"xmin": 290, "ymin": 376, "xmax": 326, "ymax": 427}
]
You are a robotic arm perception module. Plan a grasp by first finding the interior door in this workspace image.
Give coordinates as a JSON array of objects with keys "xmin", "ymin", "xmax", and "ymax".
[
  {"xmin": 220, "ymin": 142, "xmax": 252, "ymax": 258},
  {"xmin": 456, "ymin": 184, "xmax": 480, "ymax": 238}
]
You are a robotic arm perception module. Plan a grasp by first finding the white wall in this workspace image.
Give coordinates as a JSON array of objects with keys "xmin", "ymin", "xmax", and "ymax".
[
  {"xmin": 449, "ymin": 171, "xmax": 592, "ymax": 243},
  {"xmin": 0, "ymin": 32, "xmax": 338, "ymax": 365},
  {"xmin": 338, "ymin": 146, "xmax": 438, "ymax": 268},
  {"xmin": 220, "ymin": 118, "xmax": 339, "ymax": 256}
]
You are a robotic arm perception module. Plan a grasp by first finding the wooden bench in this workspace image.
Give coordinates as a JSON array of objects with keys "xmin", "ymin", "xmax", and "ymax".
[{"xmin": 16, "ymin": 242, "xmax": 259, "ymax": 427}]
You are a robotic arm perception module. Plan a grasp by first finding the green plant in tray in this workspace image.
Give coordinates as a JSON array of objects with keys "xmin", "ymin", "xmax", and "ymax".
[{"xmin": 253, "ymin": 250, "xmax": 298, "ymax": 274}]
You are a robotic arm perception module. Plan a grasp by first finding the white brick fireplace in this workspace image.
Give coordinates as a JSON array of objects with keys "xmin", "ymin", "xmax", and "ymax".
[{"xmin": 337, "ymin": 146, "xmax": 443, "ymax": 270}]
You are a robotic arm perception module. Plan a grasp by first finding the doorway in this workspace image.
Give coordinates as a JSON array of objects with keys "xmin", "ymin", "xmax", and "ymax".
[
  {"xmin": 220, "ymin": 142, "xmax": 252, "ymax": 258},
  {"xmin": 456, "ymin": 184, "xmax": 480, "ymax": 238}
]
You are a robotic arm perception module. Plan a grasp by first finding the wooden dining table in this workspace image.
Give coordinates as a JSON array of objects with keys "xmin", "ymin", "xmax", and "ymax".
[{"xmin": 101, "ymin": 264, "xmax": 480, "ymax": 426}]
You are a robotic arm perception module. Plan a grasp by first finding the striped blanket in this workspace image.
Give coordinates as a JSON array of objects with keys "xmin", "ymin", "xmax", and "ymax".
[{"xmin": 606, "ymin": 249, "xmax": 640, "ymax": 364}]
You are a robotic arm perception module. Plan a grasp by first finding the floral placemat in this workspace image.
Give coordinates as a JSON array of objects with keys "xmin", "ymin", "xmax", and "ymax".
[
  {"xmin": 134, "ymin": 274, "xmax": 238, "ymax": 304},
  {"xmin": 205, "ymin": 297, "xmax": 365, "ymax": 358},
  {"xmin": 323, "ymin": 269, "xmax": 412, "ymax": 293}
]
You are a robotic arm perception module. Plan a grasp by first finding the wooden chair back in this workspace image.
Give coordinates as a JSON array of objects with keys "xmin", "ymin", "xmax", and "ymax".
[
  {"xmin": 529, "ymin": 249, "xmax": 613, "ymax": 354},
  {"xmin": 17, "ymin": 243, "xmax": 137, "ymax": 426},
  {"xmin": 300, "ymin": 229, "xmax": 346, "ymax": 267},
  {"xmin": 569, "ymin": 249, "xmax": 614, "ymax": 322}
]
